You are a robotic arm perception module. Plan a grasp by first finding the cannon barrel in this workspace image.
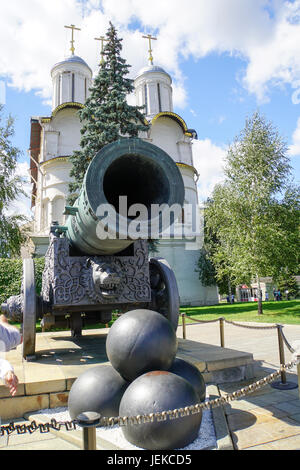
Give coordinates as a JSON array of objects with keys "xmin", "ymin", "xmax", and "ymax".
[{"xmin": 65, "ymin": 138, "xmax": 185, "ymax": 255}]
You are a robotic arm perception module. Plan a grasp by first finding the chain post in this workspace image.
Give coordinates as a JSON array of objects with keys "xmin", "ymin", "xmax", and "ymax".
[
  {"xmin": 219, "ymin": 317, "xmax": 225, "ymax": 348},
  {"xmin": 271, "ymin": 325, "xmax": 298, "ymax": 390},
  {"xmin": 277, "ymin": 324, "xmax": 287, "ymax": 384},
  {"xmin": 76, "ymin": 411, "xmax": 101, "ymax": 450},
  {"xmin": 182, "ymin": 313, "xmax": 187, "ymax": 339},
  {"xmin": 297, "ymin": 355, "xmax": 300, "ymax": 400}
]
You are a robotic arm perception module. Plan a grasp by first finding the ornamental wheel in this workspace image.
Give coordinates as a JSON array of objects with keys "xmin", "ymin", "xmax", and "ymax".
[
  {"xmin": 148, "ymin": 258, "xmax": 180, "ymax": 331},
  {"xmin": 22, "ymin": 259, "xmax": 37, "ymax": 359}
]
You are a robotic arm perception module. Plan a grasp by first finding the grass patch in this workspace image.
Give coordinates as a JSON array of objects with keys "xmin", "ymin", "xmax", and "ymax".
[
  {"xmin": 179, "ymin": 300, "xmax": 300, "ymax": 325},
  {"xmin": 8, "ymin": 300, "xmax": 300, "ymax": 333}
]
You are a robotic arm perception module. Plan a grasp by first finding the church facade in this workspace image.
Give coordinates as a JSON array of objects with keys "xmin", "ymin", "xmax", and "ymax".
[{"xmin": 28, "ymin": 52, "xmax": 218, "ymax": 306}]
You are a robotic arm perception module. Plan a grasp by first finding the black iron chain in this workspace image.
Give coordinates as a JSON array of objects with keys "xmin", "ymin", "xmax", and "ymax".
[{"xmin": 0, "ymin": 418, "xmax": 77, "ymax": 437}]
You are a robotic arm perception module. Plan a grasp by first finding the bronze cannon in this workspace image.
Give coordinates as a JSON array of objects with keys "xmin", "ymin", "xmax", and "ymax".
[{"xmin": 1, "ymin": 138, "xmax": 185, "ymax": 359}]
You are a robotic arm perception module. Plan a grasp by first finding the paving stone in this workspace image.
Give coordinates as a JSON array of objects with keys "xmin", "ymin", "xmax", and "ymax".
[
  {"xmin": 227, "ymin": 405, "xmax": 290, "ymax": 432},
  {"xmin": 224, "ymin": 399, "xmax": 266, "ymax": 414},
  {"xmin": 287, "ymin": 412, "xmax": 300, "ymax": 424},
  {"xmin": 246, "ymin": 435, "xmax": 300, "ymax": 450},
  {"xmin": 272, "ymin": 400, "xmax": 300, "ymax": 415},
  {"xmin": 232, "ymin": 416, "xmax": 300, "ymax": 449},
  {"xmin": 1, "ymin": 436, "xmax": 80, "ymax": 450}
]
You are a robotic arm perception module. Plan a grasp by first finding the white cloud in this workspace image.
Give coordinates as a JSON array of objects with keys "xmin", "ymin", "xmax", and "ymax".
[
  {"xmin": 2, "ymin": 0, "xmax": 300, "ymax": 107},
  {"xmin": 242, "ymin": 1, "xmax": 300, "ymax": 102},
  {"xmin": 192, "ymin": 138, "xmax": 227, "ymax": 203},
  {"xmin": 288, "ymin": 117, "xmax": 300, "ymax": 156}
]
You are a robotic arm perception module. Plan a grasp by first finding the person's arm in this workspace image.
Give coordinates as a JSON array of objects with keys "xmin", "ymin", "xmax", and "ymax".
[{"xmin": 0, "ymin": 316, "xmax": 21, "ymax": 352}]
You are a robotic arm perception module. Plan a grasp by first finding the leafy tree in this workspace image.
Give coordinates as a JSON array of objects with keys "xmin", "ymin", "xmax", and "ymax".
[
  {"xmin": 277, "ymin": 269, "xmax": 299, "ymax": 299},
  {"xmin": 69, "ymin": 22, "xmax": 148, "ymax": 203},
  {"xmin": 197, "ymin": 221, "xmax": 235, "ymax": 298},
  {"xmin": 202, "ymin": 111, "xmax": 299, "ymax": 314},
  {"xmin": 0, "ymin": 105, "xmax": 27, "ymax": 257}
]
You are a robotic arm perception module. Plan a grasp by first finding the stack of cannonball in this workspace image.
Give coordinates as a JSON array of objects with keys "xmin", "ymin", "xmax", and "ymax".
[{"xmin": 68, "ymin": 309, "xmax": 206, "ymax": 450}]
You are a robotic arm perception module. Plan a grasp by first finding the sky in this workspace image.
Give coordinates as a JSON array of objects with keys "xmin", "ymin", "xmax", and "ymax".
[{"xmin": 1, "ymin": 0, "xmax": 300, "ymax": 219}]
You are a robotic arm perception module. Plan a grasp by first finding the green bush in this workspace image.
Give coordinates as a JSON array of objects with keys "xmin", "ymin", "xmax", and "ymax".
[
  {"xmin": 0, "ymin": 257, "xmax": 45, "ymax": 304},
  {"xmin": 34, "ymin": 257, "xmax": 45, "ymax": 296}
]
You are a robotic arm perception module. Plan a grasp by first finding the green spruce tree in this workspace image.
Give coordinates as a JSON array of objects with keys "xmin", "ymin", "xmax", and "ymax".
[{"xmin": 69, "ymin": 22, "xmax": 148, "ymax": 202}]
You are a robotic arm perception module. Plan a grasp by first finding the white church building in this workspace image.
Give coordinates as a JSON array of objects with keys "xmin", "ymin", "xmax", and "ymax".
[{"xmin": 28, "ymin": 49, "xmax": 218, "ymax": 306}]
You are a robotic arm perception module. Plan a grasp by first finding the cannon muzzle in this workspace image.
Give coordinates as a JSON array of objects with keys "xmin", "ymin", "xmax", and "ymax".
[{"xmin": 65, "ymin": 138, "xmax": 184, "ymax": 255}]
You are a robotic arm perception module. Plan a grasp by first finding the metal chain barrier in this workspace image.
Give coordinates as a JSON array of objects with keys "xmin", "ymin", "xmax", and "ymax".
[
  {"xmin": 184, "ymin": 316, "xmax": 221, "ymax": 324},
  {"xmin": 181, "ymin": 313, "xmax": 278, "ymax": 329},
  {"xmin": 0, "ymin": 418, "xmax": 77, "ymax": 437},
  {"xmin": 224, "ymin": 319, "xmax": 278, "ymax": 330},
  {"xmin": 98, "ymin": 358, "xmax": 298, "ymax": 428},
  {"xmin": 180, "ymin": 312, "xmax": 299, "ymax": 388}
]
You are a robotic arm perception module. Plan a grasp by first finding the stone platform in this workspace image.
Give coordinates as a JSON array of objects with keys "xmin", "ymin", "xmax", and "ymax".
[{"xmin": 0, "ymin": 328, "xmax": 254, "ymax": 420}]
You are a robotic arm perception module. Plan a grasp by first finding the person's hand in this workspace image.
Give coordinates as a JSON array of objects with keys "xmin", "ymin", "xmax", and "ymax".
[{"xmin": 4, "ymin": 371, "xmax": 18, "ymax": 396}]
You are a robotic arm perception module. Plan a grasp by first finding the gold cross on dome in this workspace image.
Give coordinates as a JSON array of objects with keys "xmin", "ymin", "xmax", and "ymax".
[
  {"xmin": 64, "ymin": 24, "xmax": 81, "ymax": 55},
  {"xmin": 94, "ymin": 36, "xmax": 109, "ymax": 65},
  {"xmin": 142, "ymin": 34, "xmax": 157, "ymax": 65}
]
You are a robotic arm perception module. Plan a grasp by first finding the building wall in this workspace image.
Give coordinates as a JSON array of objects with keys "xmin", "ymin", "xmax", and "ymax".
[
  {"xmin": 150, "ymin": 117, "xmax": 193, "ymax": 167},
  {"xmin": 146, "ymin": 117, "xmax": 218, "ymax": 306},
  {"xmin": 41, "ymin": 108, "xmax": 82, "ymax": 161},
  {"xmin": 33, "ymin": 157, "xmax": 73, "ymax": 233},
  {"xmin": 153, "ymin": 240, "xmax": 218, "ymax": 306}
]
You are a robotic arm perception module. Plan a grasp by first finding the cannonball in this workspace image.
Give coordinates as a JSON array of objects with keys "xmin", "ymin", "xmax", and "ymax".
[
  {"xmin": 119, "ymin": 371, "xmax": 202, "ymax": 450},
  {"xmin": 68, "ymin": 364, "xmax": 129, "ymax": 421},
  {"xmin": 106, "ymin": 309, "xmax": 178, "ymax": 381},
  {"xmin": 168, "ymin": 357, "xmax": 206, "ymax": 402}
]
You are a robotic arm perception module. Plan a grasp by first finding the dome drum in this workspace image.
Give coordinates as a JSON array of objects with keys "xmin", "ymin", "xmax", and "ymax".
[{"xmin": 51, "ymin": 55, "xmax": 92, "ymax": 110}]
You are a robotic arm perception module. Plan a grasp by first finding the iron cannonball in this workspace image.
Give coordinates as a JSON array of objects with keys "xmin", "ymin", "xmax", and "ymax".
[
  {"xmin": 68, "ymin": 365, "xmax": 129, "ymax": 421},
  {"xmin": 106, "ymin": 309, "xmax": 178, "ymax": 381},
  {"xmin": 168, "ymin": 357, "xmax": 206, "ymax": 402},
  {"xmin": 119, "ymin": 371, "xmax": 202, "ymax": 450}
]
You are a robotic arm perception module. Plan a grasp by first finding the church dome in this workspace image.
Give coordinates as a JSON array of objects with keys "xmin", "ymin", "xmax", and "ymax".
[
  {"xmin": 135, "ymin": 64, "xmax": 172, "ymax": 82},
  {"xmin": 51, "ymin": 55, "xmax": 92, "ymax": 73}
]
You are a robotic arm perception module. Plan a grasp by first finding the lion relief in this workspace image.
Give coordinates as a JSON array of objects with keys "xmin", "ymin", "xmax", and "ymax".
[{"xmin": 87, "ymin": 259, "xmax": 123, "ymax": 300}]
